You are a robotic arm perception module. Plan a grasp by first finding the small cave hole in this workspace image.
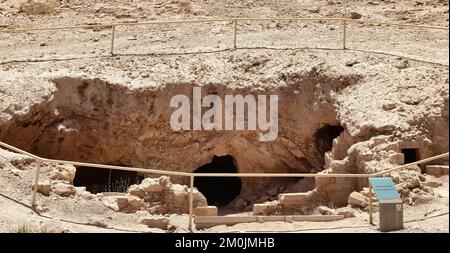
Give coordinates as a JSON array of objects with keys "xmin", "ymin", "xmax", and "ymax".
[
  {"xmin": 402, "ymin": 148, "xmax": 419, "ymax": 164},
  {"xmin": 73, "ymin": 166, "xmax": 142, "ymax": 194},
  {"xmin": 193, "ymin": 155, "xmax": 242, "ymax": 208},
  {"xmin": 314, "ymin": 124, "xmax": 345, "ymax": 153}
]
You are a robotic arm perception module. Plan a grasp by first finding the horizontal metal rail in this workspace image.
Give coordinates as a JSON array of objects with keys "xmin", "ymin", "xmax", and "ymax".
[{"xmin": 5, "ymin": 141, "xmax": 446, "ymax": 179}]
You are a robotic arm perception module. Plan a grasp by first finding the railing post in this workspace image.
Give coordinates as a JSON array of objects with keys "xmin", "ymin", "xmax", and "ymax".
[
  {"xmin": 342, "ymin": 19, "xmax": 347, "ymax": 49},
  {"xmin": 31, "ymin": 162, "xmax": 42, "ymax": 209},
  {"xmin": 188, "ymin": 175, "xmax": 194, "ymax": 232},
  {"xmin": 368, "ymin": 180, "xmax": 373, "ymax": 225},
  {"xmin": 110, "ymin": 25, "xmax": 116, "ymax": 55},
  {"xmin": 233, "ymin": 19, "xmax": 237, "ymax": 49}
]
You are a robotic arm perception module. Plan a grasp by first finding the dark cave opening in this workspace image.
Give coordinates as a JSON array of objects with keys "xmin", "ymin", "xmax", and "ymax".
[
  {"xmin": 193, "ymin": 155, "xmax": 242, "ymax": 208},
  {"xmin": 402, "ymin": 148, "xmax": 419, "ymax": 164},
  {"xmin": 73, "ymin": 166, "xmax": 142, "ymax": 194},
  {"xmin": 314, "ymin": 124, "xmax": 345, "ymax": 153}
]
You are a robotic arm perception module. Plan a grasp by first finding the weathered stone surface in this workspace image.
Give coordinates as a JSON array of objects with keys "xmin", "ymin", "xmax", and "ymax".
[
  {"xmin": 347, "ymin": 192, "xmax": 368, "ymax": 208},
  {"xmin": 426, "ymin": 165, "xmax": 449, "ymax": 177},
  {"xmin": 193, "ymin": 206, "xmax": 218, "ymax": 216},
  {"xmin": 279, "ymin": 192, "xmax": 313, "ymax": 206},
  {"xmin": 233, "ymin": 198, "xmax": 248, "ymax": 211},
  {"xmin": 317, "ymin": 205, "xmax": 335, "ymax": 215},
  {"xmin": 51, "ymin": 182, "xmax": 76, "ymax": 197},
  {"xmin": 50, "ymin": 164, "xmax": 76, "ymax": 184},
  {"xmin": 390, "ymin": 171, "xmax": 400, "ymax": 183},
  {"xmin": 139, "ymin": 217, "xmax": 169, "ymax": 230},
  {"xmin": 0, "ymin": 21, "xmax": 447, "ymax": 216},
  {"xmin": 128, "ymin": 176, "xmax": 207, "ymax": 214},
  {"xmin": 36, "ymin": 180, "xmax": 51, "ymax": 196},
  {"xmin": 75, "ymin": 187, "xmax": 94, "ymax": 200},
  {"xmin": 102, "ymin": 195, "xmax": 142, "ymax": 213},
  {"xmin": 140, "ymin": 178, "xmax": 163, "ymax": 193},
  {"xmin": 399, "ymin": 171, "xmax": 422, "ymax": 189},
  {"xmin": 252, "ymin": 201, "xmax": 279, "ymax": 215},
  {"xmin": 389, "ymin": 153, "xmax": 404, "ymax": 165},
  {"xmin": 422, "ymin": 178, "xmax": 443, "ymax": 188},
  {"xmin": 336, "ymin": 207, "xmax": 356, "ymax": 218}
]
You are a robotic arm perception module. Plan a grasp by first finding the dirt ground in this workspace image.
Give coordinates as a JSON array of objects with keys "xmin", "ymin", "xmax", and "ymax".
[{"xmin": 0, "ymin": 1, "xmax": 448, "ymax": 233}]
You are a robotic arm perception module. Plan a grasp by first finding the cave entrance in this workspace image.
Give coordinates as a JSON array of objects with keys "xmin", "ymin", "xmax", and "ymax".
[
  {"xmin": 402, "ymin": 148, "xmax": 419, "ymax": 164},
  {"xmin": 73, "ymin": 166, "xmax": 141, "ymax": 194},
  {"xmin": 193, "ymin": 155, "xmax": 242, "ymax": 208},
  {"xmin": 314, "ymin": 124, "xmax": 345, "ymax": 153}
]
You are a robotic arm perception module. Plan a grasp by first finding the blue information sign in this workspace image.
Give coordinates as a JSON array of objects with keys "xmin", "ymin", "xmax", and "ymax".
[{"xmin": 368, "ymin": 177, "xmax": 401, "ymax": 201}]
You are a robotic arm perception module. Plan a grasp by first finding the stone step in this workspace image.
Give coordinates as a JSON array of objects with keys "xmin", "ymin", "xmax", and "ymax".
[{"xmin": 426, "ymin": 165, "xmax": 449, "ymax": 177}]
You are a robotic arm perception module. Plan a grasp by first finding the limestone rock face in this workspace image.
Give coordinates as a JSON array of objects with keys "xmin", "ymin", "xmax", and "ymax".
[
  {"xmin": 51, "ymin": 181, "xmax": 76, "ymax": 197},
  {"xmin": 128, "ymin": 176, "xmax": 207, "ymax": 214},
  {"xmin": 347, "ymin": 192, "xmax": 369, "ymax": 208},
  {"xmin": 252, "ymin": 201, "xmax": 279, "ymax": 215},
  {"xmin": 49, "ymin": 164, "xmax": 76, "ymax": 184},
  {"xmin": 0, "ymin": 48, "xmax": 447, "ymax": 213},
  {"xmin": 102, "ymin": 195, "xmax": 142, "ymax": 213}
]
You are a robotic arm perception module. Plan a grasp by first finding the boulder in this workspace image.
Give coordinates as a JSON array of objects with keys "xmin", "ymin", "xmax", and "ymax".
[
  {"xmin": 75, "ymin": 187, "xmax": 94, "ymax": 200},
  {"xmin": 102, "ymin": 195, "xmax": 142, "ymax": 213},
  {"xmin": 252, "ymin": 201, "xmax": 279, "ymax": 215},
  {"xmin": 140, "ymin": 178, "xmax": 163, "ymax": 192},
  {"xmin": 50, "ymin": 164, "xmax": 76, "ymax": 184},
  {"xmin": 128, "ymin": 176, "xmax": 207, "ymax": 213},
  {"xmin": 51, "ymin": 182, "xmax": 76, "ymax": 197},
  {"xmin": 128, "ymin": 177, "xmax": 163, "ymax": 198},
  {"xmin": 36, "ymin": 180, "xmax": 51, "ymax": 196},
  {"xmin": 168, "ymin": 184, "xmax": 188, "ymax": 203},
  {"xmin": 389, "ymin": 153, "xmax": 404, "ymax": 165},
  {"xmin": 399, "ymin": 171, "xmax": 421, "ymax": 189},
  {"xmin": 128, "ymin": 184, "xmax": 145, "ymax": 198},
  {"xmin": 317, "ymin": 205, "xmax": 335, "ymax": 215},
  {"xmin": 347, "ymin": 192, "xmax": 368, "ymax": 208}
]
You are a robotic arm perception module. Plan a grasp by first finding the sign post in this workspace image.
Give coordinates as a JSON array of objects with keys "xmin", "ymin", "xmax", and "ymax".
[{"xmin": 368, "ymin": 177, "xmax": 403, "ymax": 232}]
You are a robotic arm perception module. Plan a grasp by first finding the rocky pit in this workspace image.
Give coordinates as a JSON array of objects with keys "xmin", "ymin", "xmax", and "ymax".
[
  {"xmin": 0, "ymin": 53, "xmax": 448, "ymax": 213},
  {"xmin": 0, "ymin": 0, "xmax": 448, "ymax": 232},
  {"xmin": 0, "ymin": 70, "xmax": 357, "ymax": 208}
]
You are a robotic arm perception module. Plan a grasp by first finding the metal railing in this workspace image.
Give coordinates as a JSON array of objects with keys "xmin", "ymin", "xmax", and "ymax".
[
  {"xmin": 0, "ymin": 17, "xmax": 448, "ymax": 57},
  {"xmin": 0, "ymin": 141, "xmax": 448, "ymax": 231},
  {"xmin": 0, "ymin": 17, "xmax": 448, "ymax": 231}
]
